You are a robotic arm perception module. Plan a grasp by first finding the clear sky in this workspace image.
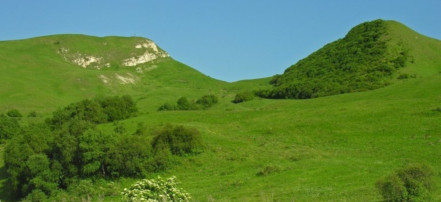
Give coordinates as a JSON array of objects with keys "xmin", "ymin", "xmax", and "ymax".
[{"xmin": 1, "ymin": 0, "xmax": 440, "ymax": 82}]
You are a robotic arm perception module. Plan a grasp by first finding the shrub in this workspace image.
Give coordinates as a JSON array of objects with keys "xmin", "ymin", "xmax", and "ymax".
[
  {"xmin": 196, "ymin": 95, "xmax": 218, "ymax": 109},
  {"xmin": 376, "ymin": 163, "xmax": 434, "ymax": 202},
  {"xmin": 6, "ymin": 109, "xmax": 22, "ymax": 117},
  {"xmin": 177, "ymin": 97, "xmax": 191, "ymax": 110},
  {"xmin": 152, "ymin": 125, "xmax": 202, "ymax": 156},
  {"xmin": 0, "ymin": 114, "xmax": 21, "ymax": 140},
  {"xmin": 158, "ymin": 102, "xmax": 176, "ymax": 111},
  {"xmin": 122, "ymin": 176, "xmax": 191, "ymax": 202},
  {"xmin": 232, "ymin": 91, "xmax": 254, "ymax": 103},
  {"xmin": 159, "ymin": 95, "xmax": 218, "ymax": 111}
]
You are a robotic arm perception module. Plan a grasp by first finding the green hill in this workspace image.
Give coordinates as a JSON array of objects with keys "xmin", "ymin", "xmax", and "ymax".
[
  {"xmin": 1, "ymin": 20, "xmax": 441, "ymax": 201},
  {"xmin": 258, "ymin": 19, "xmax": 441, "ymax": 99},
  {"xmin": 0, "ymin": 34, "xmax": 226, "ymax": 114}
]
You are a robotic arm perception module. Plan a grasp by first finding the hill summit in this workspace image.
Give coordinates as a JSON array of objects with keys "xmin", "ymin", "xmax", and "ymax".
[{"xmin": 257, "ymin": 19, "xmax": 441, "ymax": 99}]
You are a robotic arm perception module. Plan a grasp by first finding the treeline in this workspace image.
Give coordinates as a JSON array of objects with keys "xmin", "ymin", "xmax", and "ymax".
[
  {"xmin": 257, "ymin": 19, "xmax": 410, "ymax": 99},
  {"xmin": 3, "ymin": 95, "xmax": 203, "ymax": 201},
  {"xmin": 158, "ymin": 94, "xmax": 218, "ymax": 111}
]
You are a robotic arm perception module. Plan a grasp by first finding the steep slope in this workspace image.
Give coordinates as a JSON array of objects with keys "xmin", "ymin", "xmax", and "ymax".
[
  {"xmin": 0, "ymin": 35, "xmax": 226, "ymax": 113},
  {"xmin": 258, "ymin": 19, "xmax": 441, "ymax": 99}
]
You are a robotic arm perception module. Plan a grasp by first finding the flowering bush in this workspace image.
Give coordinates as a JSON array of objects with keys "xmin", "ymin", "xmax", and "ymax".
[{"xmin": 122, "ymin": 176, "xmax": 191, "ymax": 202}]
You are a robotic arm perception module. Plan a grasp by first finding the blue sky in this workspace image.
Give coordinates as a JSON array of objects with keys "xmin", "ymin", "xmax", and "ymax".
[{"xmin": 1, "ymin": 0, "xmax": 440, "ymax": 82}]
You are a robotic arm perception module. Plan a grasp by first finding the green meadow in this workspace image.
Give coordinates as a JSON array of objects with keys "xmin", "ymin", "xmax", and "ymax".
[{"xmin": 1, "ymin": 20, "xmax": 441, "ymax": 201}]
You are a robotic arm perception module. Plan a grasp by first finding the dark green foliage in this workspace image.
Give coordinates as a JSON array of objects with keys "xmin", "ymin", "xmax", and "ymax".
[
  {"xmin": 47, "ymin": 95, "xmax": 137, "ymax": 128},
  {"xmin": 0, "ymin": 114, "xmax": 21, "ymax": 140},
  {"xmin": 79, "ymin": 128, "xmax": 116, "ymax": 177},
  {"xmin": 106, "ymin": 135, "xmax": 153, "ymax": 177},
  {"xmin": 4, "ymin": 124, "xmax": 54, "ymax": 197},
  {"xmin": 232, "ymin": 91, "xmax": 254, "ymax": 103},
  {"xmin": 376, "ymin": 163, "xmax": 434, "ymax": 201},
  {"xmin": 177, "ymin": 97, "xmax": 192, "ymax": 110},
  {"xmin": 4, "ymin": 97, "xmax": 203, "ymax": 200},
  {"xmin": 98, "ymin": 95, "xmax": 137, "ymax": 121},
  {"xmin": 258, "ymin": 19, "xmax": 410, "ymax": 99},
  {"xmin": 397, "ymin": 73, "xmax": 416, "ymax": 80},
  {"xmin": 6, "ymin": 109, "xmax": 22, "ymax": 117},
  {"xmin": 196, "ymin": 94, "xmax": 218, "ymax": 109},
  {"xmin": 159, "ymin": 95, "xmax": 218, "ymax": 111},
  {"xmin": 152, "ymin": 125, "xmax": 202, "ymax": 156},
  {"xmin": 158, "ymin": 102, "xmax": 176, "ymax": 111}
]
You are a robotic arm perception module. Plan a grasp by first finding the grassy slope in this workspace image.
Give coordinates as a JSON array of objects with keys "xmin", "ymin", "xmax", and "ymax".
[
  {"xmin": 114, "ymin": 73, "xmax": 441, "ymax": 201},
  {"xmin": 0, "ymin": 35, "xmax": 227, "ymax": 114},
  {"xmin": 125, "ymin": 21, "xmax": 441, "ymax": 201},
  {"xmin": 0, "ymin": 20, "xmax": 441, "ymax": 201}
]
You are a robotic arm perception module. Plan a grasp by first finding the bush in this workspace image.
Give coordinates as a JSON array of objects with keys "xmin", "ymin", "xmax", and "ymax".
[
  {"xmin": 376, "ymin": 163, "xmax": 434, "ymax": 202},
  {"xmin": 177, "ymin": 97, "xmax": 191, "ymax": 110},
  {"xmin": 159, "ymin": 95, "xmax": 218, "ymax": 111},
  {"xmin": 6, "ymin": 109, "xmax": 22, "ymax": 117},
  {"xmin": 122, "ymin": 176, "xmax": 191, "ymax": 202},
  {"xmin": 0, "ymin": 114, "xmax": 21, "ymax": 140},
  {"xmin": 152, "ymin": 125, "xmax": 202, "ymax": 156},
  {"xmin": 158, "ymin": 102, "xmax": 176, "ymax": 111},
  {"xmin": 196, "ymin": 94, "xmax": 218, "ymax": 109},
  {"xmin": 232, "ymin": 91, "xmax": 254, "ymax": 103}
]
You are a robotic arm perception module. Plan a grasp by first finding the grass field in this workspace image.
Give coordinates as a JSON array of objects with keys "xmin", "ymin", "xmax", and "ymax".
[{"xmin": 1, "ymin": 20, "xmax": 441, "ymax": 201}]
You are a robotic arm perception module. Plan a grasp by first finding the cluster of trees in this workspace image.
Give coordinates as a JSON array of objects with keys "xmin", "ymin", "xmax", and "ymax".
[
  {"xmin": 158, "ymin": 94, "xmax": 218, "ymax": 111},
  {"xmin": 4, "ymin": 95, "xmax": 203, "ymax": 200},
  {"xmin": 232, "ymin": 91, "xmax": 254, "ymax": 103},
  {"xmin": 0, "ymin": 114, "xmax": 21, "ymax": 141},
  {"xmin": 257, "ymin": 19, "xmax": 410, "ymax": 99},
  {"xmin": 376, "ymin": 164, "xmax": 434, "ymax": 201}
]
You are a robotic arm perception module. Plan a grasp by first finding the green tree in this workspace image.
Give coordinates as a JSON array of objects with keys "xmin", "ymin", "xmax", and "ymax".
[
  {"xmin": 0, "ymin": 114, "xmax": 21, "ymax": 140},
  {"xmin": 152, "ymin": 125, "xmax": 202, "ymax": 156},
  {"xmin": 79, "ymin": 128, "xmax": 116, "ymax": 177}
]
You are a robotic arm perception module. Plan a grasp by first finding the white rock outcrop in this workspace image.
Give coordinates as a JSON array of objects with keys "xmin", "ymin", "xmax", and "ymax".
[
  {"xmin": 124, "ymin": 41, "xmax": 168, "ymax": 66},
  {"xmin": 73, "ymin": 56, "xmax": 102, "ymax": 68}
]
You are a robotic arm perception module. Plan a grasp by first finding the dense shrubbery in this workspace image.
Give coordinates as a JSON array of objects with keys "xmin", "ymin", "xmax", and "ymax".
[
  {"xmin": 152, "ymin": 124, "xmax": 203, "ymax": 156},
  {"xmin": 257, "ymin": 19, "xmax": 410, "ymax": 99},
  {"xmin": 158, "ymin": 94, "xmax": 218, "ymax": 111},
  {"xmin": 6, "ymin": 109, "xmax": 22, "ymax": 117},
  {"xmin": 48, "ymin": 95, "xmax": 137, "ymax": 127},
  {"xmin": 122, "ymin": 176, "xmax": 191, "ymax": 202},
  {"xmin": 376, "ymin": 163, "xmax": 434, "ymax": 201},
  {"xmin": 0, "ymin": 114, "xmax": 21, "ymax": 141},
  {"xmin": 232, "ymin": 91, "xmax": 254, "ymax": 103},
  {"xmin": 4, "ymin": 95, "xmax": 202, "ymax": 200}
]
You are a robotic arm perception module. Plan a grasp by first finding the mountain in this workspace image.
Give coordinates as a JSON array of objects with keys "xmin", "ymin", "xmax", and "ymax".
[
  {"xmin": 258, "ymin": 19, "xmax": 441, "ymax": 99},
  {"xmin": 0, "ymin": 34, "xmax": 226, "ymax": 113}
]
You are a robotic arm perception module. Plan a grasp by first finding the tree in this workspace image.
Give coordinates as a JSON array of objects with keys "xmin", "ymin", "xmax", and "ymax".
[
  {"xmin": 0, "ymin": 114, "xmax": 21, "ymax": 140},
  {"xmin": 152, "ymin": 125, "xmax": 202, "ymax": 156}
]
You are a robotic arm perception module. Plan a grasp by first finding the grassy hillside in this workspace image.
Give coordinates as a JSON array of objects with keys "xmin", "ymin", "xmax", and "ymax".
[
  {"xmin": 0, "ymin": 34, "xmax": 227, "ymax": 114},
  {"xmin": 259, "ymin": 20, "xmax": 441, "ymax": 99},
  {"xmin": 1, "ymin": 19, "xmax": 441, "ymax": 201}
]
